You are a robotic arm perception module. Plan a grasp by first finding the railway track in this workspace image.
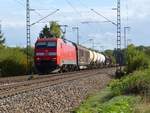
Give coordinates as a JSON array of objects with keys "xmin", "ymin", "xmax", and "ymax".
[
  {"xmin": 0, "ymin": 70, "xmax": 91, "ymax": 85},
  {"xmin": 0, "ymin": 68, "xmax": 115, "ymax": 99},
  {"xmin": 0, "ymin": 67, "xmax": 115, "ymax": 85}
]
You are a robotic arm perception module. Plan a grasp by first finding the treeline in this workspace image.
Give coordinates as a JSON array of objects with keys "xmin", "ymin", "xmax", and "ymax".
[
  {"xmin": 124, "ymin": 44, "xmax": 149, "ymax": 73},
  {"xmin": 0, "ymin": 45, "xmax": 34, "ymax": 77},
  {"xmin": 0, "ymin": 43, "xmax": 150, "ymax": 78}
]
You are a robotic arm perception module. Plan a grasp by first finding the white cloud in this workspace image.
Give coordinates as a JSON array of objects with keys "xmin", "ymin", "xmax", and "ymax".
[
  {"xmin": 3, "ymin": 21, "xmax": 25, "ymax": 28},
  {"xmin": 126, "ymin": 0, "xmax": 150, "ymax": 19}
]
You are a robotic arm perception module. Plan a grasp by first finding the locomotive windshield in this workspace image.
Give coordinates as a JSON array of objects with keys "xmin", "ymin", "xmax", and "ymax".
[{"xmin": 36, "ymin": 42, "xmax": 56, "ymax": 48}]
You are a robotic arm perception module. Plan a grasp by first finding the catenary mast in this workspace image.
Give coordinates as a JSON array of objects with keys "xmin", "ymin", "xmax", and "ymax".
[
  {"xmin": 26, "ymin": 0, "xmax": 31, "ymax": 75},
  {"xmin": 117, "ymin": 0, "xmax": 121, "ymax": 50}
]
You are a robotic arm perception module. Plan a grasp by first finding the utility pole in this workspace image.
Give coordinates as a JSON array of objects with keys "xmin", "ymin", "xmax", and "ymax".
[
  {"xmin": 124, "ymin": 26, "xmax": 130, "ymax": 48},
  {"xmin": 26, "ymin": 0, "xmax": 32, "ymax": 75},
  {"xmin": 72, "ymin": 27, "xmax": 79, "ymax": 45},
  {"xmin": 60, "ymin": 25, "xmax": 68, "ymax": 39},
  {"xmin": 89, "ymin": 39, "xmax": 94, "ymax": 49}
]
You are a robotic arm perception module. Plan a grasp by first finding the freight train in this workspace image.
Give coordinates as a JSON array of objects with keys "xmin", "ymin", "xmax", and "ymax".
[{"xmin": 34, "ymin": 38, "xmax": 112, "ymax": 73}]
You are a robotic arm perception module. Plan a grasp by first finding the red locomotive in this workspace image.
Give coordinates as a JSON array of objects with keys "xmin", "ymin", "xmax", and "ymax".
[{"xmin": 34, "ymin": 38, "xmax": 77, "ymax": 73}]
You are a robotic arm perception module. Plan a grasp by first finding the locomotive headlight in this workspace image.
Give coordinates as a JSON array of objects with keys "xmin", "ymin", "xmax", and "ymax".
[
  {"xmin": 48, "ymin": 52, "xmax": 56, "ymax": 56},
  {"xmin": 36, "ymin": 52, "xmax": 45, "ymax": 56}
]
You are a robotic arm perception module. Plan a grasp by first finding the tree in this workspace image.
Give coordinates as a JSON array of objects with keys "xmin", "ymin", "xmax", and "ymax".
[
  {"xmin": 49, "ymin": 21, "xmax": 61, "ymax": 38},
  {"xmin": 39, "ymin": 25, "xmax": 52, "ymax": 38},
  {"xmin": 125, "ymin": 44, "xmax": 149, "ymax": 73},
  {"xmin": 39, "ymin": 21, "xmax": 62, "ymax": 38}
]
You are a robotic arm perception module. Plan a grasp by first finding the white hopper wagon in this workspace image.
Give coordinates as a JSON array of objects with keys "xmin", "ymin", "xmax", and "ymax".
[
  {"xmin": 93, "ymin": 51, "xmax": 98, "ymax": 63},
  {"xmin": 89, "ymin": 50, "xmax": 94, "ymax": 64},
  {"xmin": 99, "ymin": 54, "xmax": 106, "ymax": 64}
]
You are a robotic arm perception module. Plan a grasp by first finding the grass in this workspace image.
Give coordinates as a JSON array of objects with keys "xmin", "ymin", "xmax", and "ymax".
[
  {"xmin": 73, "ymin": 88, "xmax": 139, "ymax": 113},
  {"xmin": 73, "ymin": 88, "xmax": 112, "ymax": 113},
  {"xmin": 99, "ymin": 96, "xmax": 137, "ymax": 113}
]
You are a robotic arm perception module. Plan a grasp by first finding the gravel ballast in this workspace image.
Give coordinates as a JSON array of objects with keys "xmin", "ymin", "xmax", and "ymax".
[{"xmin": 0, "ymin": 73, "xmax": 112, "ymax": 113}]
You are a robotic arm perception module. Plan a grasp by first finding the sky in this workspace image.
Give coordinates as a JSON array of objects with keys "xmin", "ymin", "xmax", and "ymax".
[{"xmin": 0, "ymin": 0, "xmax": 150, "ymax": 50}]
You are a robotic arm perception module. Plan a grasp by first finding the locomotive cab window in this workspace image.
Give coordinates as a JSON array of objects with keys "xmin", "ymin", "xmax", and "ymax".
[
  {"xmin": 36, "ymin": 42, "xmax": 56, "ymax": 48},
  {"xmin": 36, "ymin": 42, "xmax": 46, "ymax": 48},
  {"xmin": 47, "ymin": 42, "xmax": 56, "ymax": 48}
]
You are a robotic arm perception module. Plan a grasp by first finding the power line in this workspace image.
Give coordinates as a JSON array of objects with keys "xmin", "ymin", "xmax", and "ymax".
[
  {"xmin": 30, "ymin": 9, "xmax": 43, "ymax": 17},
  {"xmin": 64, "ymin": 0, "xmax": 98, "ymax": 43},
  {"xmin": 124, "ymin": 26, "xmax": 130, "ymax": 48},
  {"xmin": 77, "ymin": 1, "xmax": 98, "ymax": 25},
  {"xmin": 65, "ymin": 0, "xmax": 98, "ymax": 30},
  {"xmin": 32, "ymin": 8, "xmax": 56, "ymax": 11},
  {"xmin": 13, "ymin": 0, "xmax": 43, "ymax": 17},
  {"xmin": 81, "ymin": 20, "xmax": 110, "ymax": 24},
  {"xmin": 72, "ymin": 27, "xmax": 79, "ymax": 45},
  {"xmin": 78, "ymin": 0, "xmax": 89, "ymax": 9},
  {"xmin": 30, "ymin": 9, "xmax": 59, "ymax": 26},
  {"xmin": 78, "ymin": 0, "xmax": 116, "ymax": 26},
  {"xmin": 77, "ymin": 1, "xmax": 116, "ymax": 46},
  {"xmin": 91, "ymin": 9, "xmax": 117, "ymax": 26},
  {"xmin": 13, "ymin": 0, "xmax": 24, "ymax": 7},
  {"xmin": 64, "ymin": 0, "xmax": 82, "ymax": 17}
]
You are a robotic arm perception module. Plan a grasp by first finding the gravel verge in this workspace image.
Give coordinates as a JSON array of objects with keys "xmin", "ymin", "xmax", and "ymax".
[{"xmin": 0, "ymin": 73, "xmax": 112, "ymax": 113}]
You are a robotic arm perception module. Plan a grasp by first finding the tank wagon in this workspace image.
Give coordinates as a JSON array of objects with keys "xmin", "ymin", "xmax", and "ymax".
[{"xmin": 34, "ymin": 38, "xmax": 111, "ymax": 73}]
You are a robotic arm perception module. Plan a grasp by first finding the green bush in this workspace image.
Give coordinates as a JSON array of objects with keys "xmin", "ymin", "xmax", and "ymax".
[
  {"xmin": 0, "ymin": 47, "xmax": 28, "ymax": 76},
  {"xmin": 125, "ymin": 45, "xmax": 149, "ymax": 74},
  {"xmin": 110, "ymin": 69, "xmax": 150, "ymax": 96}
]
